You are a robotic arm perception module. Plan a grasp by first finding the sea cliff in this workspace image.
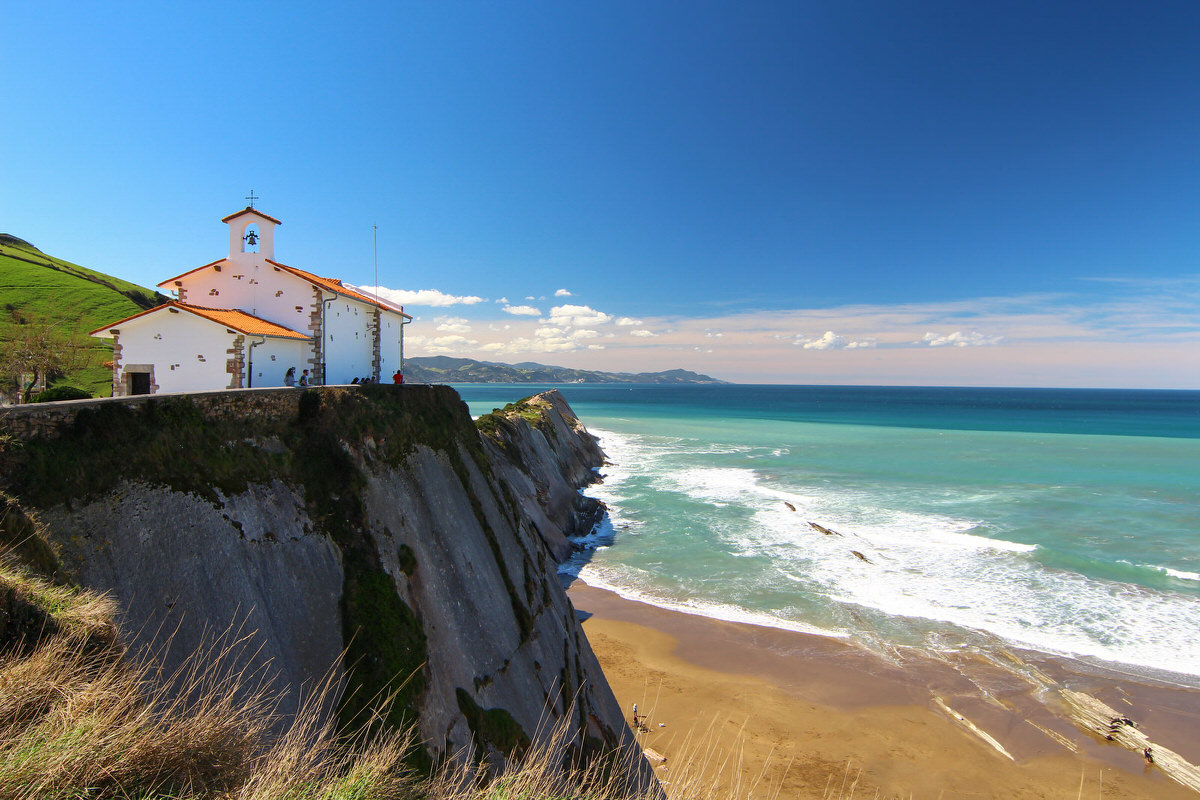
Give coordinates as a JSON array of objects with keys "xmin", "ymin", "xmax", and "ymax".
[{"xmin": 0, "ymin": 385, "xmax": 649, "ymax": 785}]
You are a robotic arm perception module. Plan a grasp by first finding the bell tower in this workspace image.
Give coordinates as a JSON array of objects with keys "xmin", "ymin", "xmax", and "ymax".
[{"xmin": 222, "ymin": 202, "xmax": 281, "ymax": 263}]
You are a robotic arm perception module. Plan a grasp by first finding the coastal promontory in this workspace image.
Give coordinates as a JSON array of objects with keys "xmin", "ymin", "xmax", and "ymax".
[{"xmin": 0, "ymin": 385, "xmax": 653, "ymax": 788}]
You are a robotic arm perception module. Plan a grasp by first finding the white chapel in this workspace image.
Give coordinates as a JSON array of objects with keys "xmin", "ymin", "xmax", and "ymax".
[{"xmin": 91, "ymin": 207, "xmax": 412, "ymax": 396}]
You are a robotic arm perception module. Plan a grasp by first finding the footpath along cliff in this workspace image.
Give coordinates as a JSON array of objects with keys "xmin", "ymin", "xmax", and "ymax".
[{"xmin": 0, "ymin": 385, "xmax": 650, "ymax": 785}]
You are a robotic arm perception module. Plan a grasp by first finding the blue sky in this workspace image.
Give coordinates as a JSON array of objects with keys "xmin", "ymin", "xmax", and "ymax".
[{"xmin": 4, "ymin": 1, "xmax": 1199, "ymax": 386}]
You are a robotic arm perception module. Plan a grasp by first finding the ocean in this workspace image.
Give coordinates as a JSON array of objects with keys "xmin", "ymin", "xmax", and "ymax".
[{"xmin": 455, "ymin": 384, "xmax": 1200, "ymax": 684}]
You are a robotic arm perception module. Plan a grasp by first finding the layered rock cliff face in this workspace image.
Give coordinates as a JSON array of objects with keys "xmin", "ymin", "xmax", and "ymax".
[{"xmin": 0, "ymin": 385, "xmax": 645, "ymax": 783}]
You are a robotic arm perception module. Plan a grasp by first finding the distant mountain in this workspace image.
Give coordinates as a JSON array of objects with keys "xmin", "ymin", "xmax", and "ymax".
[{"xmin": 403, "ymin": 357, "xmax": 728, "ymax": 385}]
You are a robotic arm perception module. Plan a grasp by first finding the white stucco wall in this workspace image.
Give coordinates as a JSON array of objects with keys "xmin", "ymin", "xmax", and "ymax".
[
  {"xmin": 163, "ymin": 254, "xmax": 409, "ymax": 386},
  {"xmin": 322, "ymin": 298, "xmax": 375, "ymax": 384},
  {"xmin": 246, "ymin": 338, "xmax": 311, "ymax": 388},
  {"xmin": 115, "ymin": 310, "xmax": 237, "ymax": 394},
  {"xmin": 171, "ymin": 260, "xmax": 315, "ymax": 334},
  {"xmin": 377, "ymin": 311, "xmax": 406, "ymax": 379}
]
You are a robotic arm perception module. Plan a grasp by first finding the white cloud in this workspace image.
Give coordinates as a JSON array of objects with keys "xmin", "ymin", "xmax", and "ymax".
[
  {"xmin": 418, "ymin": 335, "xmax": 480, "ymax": 354},
  {"xmin": 571, "ymin": 329, "xmax": 600, "ymax": 340},
  {"xmin": 802, "ymin": 331, "xmax": 844, "ymax": 350},
  {"xmin": 629, "ymin": 329, "xmax": 658, "ymax": 338},
  {"xmin": 922, "ymin": 330, "xmax": 1003, "ymax": 347},
  {"xmin": 496, "ymin": 297, "xmax": 509, "ymax": 304},
  {"xmin": 547, "ymin": 304, "xmax": 614, "ymax": 328},
  {"xmin": 369, "ymin": 287, "xmax": 485, "ymax": 307},
  {"xmin": 616, "ymin": 317, "xmax": 642, "ymax": 327},
  {"xmin": 555, "ymin": 288, "xmax": 573, "ymax": 297},
  {"xmin": 503, "ymin": 304, "xmax": 542, "ymax": 316},
  {"xmin": 435, "ymin": 316, "xmax": 471, "ymax": 334},
  {"xmin": 799, "ymin": 330, "xmax": 876, "ymax": 350}
]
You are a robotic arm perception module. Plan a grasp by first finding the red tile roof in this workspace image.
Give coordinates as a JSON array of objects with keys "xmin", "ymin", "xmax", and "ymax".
[
  {"xmin": 267, "ymin": 260, "xmax": 412, "ymax": 318},
  {"xmin": 90, "ymin": 302, "xmax": 310, "ymax": 340},
  {"xmin": 220, "ymin": 207, "xmax": 283, "ymax": 225},
  {"xmin": 154, "ymin": 257, "xmax": 411, "ymax": 320},
  {"xmin": 178, "ymin": 304, "xmax": 310, "ymax": 339}
]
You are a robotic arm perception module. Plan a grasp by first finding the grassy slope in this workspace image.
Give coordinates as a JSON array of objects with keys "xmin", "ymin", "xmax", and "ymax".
[{"xmin": 0, "ymin": 235, "xmax": 164, "ymax": 397}]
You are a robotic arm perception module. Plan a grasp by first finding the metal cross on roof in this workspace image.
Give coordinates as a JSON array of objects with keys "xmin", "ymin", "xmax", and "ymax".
[{"xmin": 245, "ymin": 189, "xmax": 259, "ymax": 209}]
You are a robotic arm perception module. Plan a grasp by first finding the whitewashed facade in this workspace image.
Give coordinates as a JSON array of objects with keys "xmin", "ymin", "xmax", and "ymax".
[{"xmin": 91, "ymin": 207, "xmax": 412, "ymax": 396}]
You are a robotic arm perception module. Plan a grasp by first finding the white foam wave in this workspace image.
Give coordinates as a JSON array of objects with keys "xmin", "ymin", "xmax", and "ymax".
[
  {"xmin": 577, "ymin": 566, "xmax": 849, "ymax": 639},
  {"xmin": 1159, "ymin": 566, "xmax": 1200, "ymax": 582},
  {"xmin": 587, "ymin": 426, "xmax": 1200, "ymax": 677}
]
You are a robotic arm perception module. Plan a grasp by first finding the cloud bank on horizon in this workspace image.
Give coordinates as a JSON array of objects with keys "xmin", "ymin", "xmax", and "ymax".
[{"xmin": 360, "ymin": 277, "xmax": 1200, "ymax": 388}]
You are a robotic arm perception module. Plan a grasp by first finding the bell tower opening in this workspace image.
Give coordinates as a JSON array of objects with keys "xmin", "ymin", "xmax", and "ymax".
[
  {"xmin": 222, "ymin": 205, "xmax": 281, "ymax": 262},
  {"xmin": 242, "ymin": 224, "xmax": 261, "ymax": 253}
]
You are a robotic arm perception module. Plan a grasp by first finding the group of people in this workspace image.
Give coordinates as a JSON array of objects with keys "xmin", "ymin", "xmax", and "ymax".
[
  {"xmin": 283, "ymin": 367, "xmax": 310, "ymax": 387},
  {"xmin": 351, "ymin": 371, "xmax": 405, "ymax": 385},
  {"xmin": 282, "ymin": 367, "xmax": 404, "ymax": 387}
]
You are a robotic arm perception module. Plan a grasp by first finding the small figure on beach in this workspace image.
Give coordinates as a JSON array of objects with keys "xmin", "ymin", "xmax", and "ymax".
[
  {"xmin": 1143, "ymin": 747, "xmax": 1154, "ymax": 765},
  {"xmin": 629, "ymin": 703, "xmax": 649, "ymax": 732},
  {"xmin": 284, "ymin": 367, "xmax": 296, "ymax": 387}
]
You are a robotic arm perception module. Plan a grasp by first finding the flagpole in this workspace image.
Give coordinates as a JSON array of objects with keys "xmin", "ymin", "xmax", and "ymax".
[{"xmin": 373, "ymin": 224, "xmax": 380, "ymax": 381}]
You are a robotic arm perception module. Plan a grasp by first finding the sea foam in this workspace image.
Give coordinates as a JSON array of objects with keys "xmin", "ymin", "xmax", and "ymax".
[{"xmin": 581, "ymin": 426, "xmax": 1200, "ymax": 679}]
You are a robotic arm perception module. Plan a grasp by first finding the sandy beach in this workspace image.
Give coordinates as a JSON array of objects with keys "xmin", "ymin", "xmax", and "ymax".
[{"xmin": 569, "ymin": 583, "xmax": 1200, "ymax": 799}]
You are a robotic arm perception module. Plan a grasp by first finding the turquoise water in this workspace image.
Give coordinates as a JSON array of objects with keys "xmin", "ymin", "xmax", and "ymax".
[{"xmin": 457, "ymin": 385, "xmax": 1200, "ymax": 681}]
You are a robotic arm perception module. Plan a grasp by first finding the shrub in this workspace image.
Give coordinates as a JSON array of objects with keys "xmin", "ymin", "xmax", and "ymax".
[{"xmin": 33, "ymin": 384, "xmax": 92, "ymax": 403}]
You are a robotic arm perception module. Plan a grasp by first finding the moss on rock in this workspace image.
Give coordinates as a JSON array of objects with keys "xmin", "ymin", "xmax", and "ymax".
[{"xmin": 455, "ymin": 687, "xmax": 531, "ymax": 759}]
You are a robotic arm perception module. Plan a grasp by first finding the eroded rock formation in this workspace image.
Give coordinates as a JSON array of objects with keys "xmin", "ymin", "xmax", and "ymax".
[{"xmin": 0, "ymin": 385, "xmax": 648, "ymax": 786}]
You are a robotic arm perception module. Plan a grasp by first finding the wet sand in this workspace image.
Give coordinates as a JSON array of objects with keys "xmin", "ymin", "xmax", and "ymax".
[{"xmin": 570, "ymin": 583, "xmax": 1200, "ymax": 799}]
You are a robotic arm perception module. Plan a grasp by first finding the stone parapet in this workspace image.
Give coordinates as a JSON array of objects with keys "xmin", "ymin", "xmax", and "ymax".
[{"xmin": 0, "ymin": 386, "xmax": 359, "ymax": 443}]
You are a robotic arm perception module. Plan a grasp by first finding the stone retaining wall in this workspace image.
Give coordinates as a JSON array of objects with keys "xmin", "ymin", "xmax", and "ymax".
[{"xmin": 0, "ymin": 386, "xmax": 360, "ymax": 442}]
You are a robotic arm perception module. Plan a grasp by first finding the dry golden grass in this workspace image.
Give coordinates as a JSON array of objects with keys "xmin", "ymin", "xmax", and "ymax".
[{"xmin": 0, "ymin": 555, "xmax": 815, "ymax": 800}]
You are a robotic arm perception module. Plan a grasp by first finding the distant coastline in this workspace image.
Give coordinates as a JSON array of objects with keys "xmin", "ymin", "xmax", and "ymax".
[{"xmin": 403, "ymin": 356, "xmax": 727, "ymax": 384}]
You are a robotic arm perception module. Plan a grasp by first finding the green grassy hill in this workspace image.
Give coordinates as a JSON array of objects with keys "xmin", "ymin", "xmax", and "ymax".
[{"xmin": 0, "ymin": 234, "xmax": 165, "ymax": 398}]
